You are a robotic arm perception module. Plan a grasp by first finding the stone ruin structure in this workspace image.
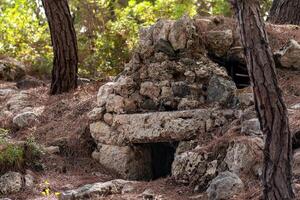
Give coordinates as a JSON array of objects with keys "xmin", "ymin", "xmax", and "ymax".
[
  {"xmin": 88, "ymin": 15, "xmax": 242, "ymax": 181},
  {"xmin": 88, "ymin": 15, "xmax": 300, "ymax": 193}
]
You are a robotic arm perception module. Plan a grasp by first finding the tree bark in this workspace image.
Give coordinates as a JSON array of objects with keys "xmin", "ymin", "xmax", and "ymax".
[
  {"xmin": 42, "ymin": 0, "xmax": 78, "ymax": 95},
  {"xmin": 268, "ymin": 0, "xmax": 300, "ymax": 25},
  {"xmin": 232, "ymin": 0, "xmax": 294, "ymax": 199}
]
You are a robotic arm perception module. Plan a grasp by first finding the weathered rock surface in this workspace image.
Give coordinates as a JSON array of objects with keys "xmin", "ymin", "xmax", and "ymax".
[
  {"xmin": 206, "ymin": 171, "xmax": 244, "ymax": 200},
  {"xmin": 293, "ymin": 149, "xmax": 300, "ymax": 176},
  {"xmin": 60, "ymin": 179, "xmax": 131, "ymax": 200},
  {"xmin": 275, "ymin": 40, "xmax": 300, "ymax": 70},
  {"xmin": 90, "ymin": 109, "xmax": 237, "ymax": 146},
  {"xmin": 241, "ymin": 118, "xmax": 262, "ymax": 137},
  {"xmin": 207, "ymin": 75, "xmax": 237, "ymax": 105},
  {"xmin": 12, "ymin": 111, "xmax": 39, "ymax": 129},
  {"xmin": 0, "ymin": 172, "xmax": 23, "ymax": 195},
  {"xmin": 92, "ymin": 144, "xmax": 152, "ymax": 180},
  {"xmin": 206, "ymin": 30, "xmax": 233, "ymax": 57},
  {"xmin": 224, "ymin": 137, "xmax": 263, "ymax": 176}
]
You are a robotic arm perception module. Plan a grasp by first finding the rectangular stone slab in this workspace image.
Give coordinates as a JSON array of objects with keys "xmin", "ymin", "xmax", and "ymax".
[{"xmin": 112, "ymin": 109, "xmax": 210, "ymax": 144}]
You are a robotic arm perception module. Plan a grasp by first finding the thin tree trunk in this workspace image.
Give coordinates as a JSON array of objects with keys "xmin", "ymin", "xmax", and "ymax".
[
  {"xmin": 232, "ymin": 0, "xmax": 294, "ymax": 199},
  {"xmin": 42, "ymin": 0, "xmax": 78, "ymax": 95},
  {"xmin": 268, "ymin": 0, "xmax": 300, "ymax": 25}
]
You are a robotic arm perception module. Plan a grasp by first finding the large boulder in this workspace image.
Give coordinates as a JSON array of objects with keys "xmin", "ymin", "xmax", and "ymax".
[
  {"xmin": 275, "ymin": 40, "xmax": 300, "ymax": 70},
  {"xmin": 0, "ymin": 172, "xmax": 23, "ymax": 195},
  {"xmin": 206, "ymin": 171, "xmax": 244, "ymax": 200}
]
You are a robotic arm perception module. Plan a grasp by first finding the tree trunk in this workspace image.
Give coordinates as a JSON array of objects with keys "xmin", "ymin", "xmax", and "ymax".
[
  {"xmin": 232, "ymin": 0, "xmax": 294, "ymax": 199},
  {"xmin": 268, "ymin": 0, "xmax": 300, "ymax": 25},
  {"xmin": 42, "ymin": 0, "xmax": 78, "ymax": 95}
]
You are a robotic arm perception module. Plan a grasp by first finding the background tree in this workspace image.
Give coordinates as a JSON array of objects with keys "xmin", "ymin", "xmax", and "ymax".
[
  {"xmin": 42, "ymin": 0, "xmax": 78, "ymax": 95},
  {"xmin": 268, "ymin": 0, "xmax": 300, "ymax": 25},
  {"xmin": 232, "ymin": 0, "xmax": 294, "ymax": 199}
]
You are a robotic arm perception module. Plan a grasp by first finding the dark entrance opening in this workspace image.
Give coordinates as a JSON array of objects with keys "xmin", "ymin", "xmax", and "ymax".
[
  {"xmin": 149, "ymin": 142, "xmax": 178, "ymax": 179},
  {"xmin": 208, "ymin": 53, "xmax": 250, "ymax": 89}
]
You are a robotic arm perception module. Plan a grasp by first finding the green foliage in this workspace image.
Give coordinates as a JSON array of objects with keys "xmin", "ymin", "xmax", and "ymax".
[
  {"xmin": 0, "ymin": 0, "xmax": 52, "ymax": 76},
  {"xmin": 0, "ymin": 143, "xmax": 24, "ymax": 171},
  {"xmin": 0, "ymin": 0, "xmax": 272, "ymax": 78}
]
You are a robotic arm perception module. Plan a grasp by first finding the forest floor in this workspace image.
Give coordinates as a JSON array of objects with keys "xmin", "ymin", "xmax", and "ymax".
[{"xmin": 1, "ymin": 69, "xmax": 300, "ymax": 200}]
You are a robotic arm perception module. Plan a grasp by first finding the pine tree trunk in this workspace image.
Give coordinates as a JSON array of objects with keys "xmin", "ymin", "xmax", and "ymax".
[
  {"xmin": 268, "ymin": 0, "xmax": 300, "ymax": 25},
  {"xmin": 232, "ymin": 0, "xmax": 294, "ymax": 199},
  {"xmin": 42, "ymin": 0, "xmax": 78, "ymax": 95}
]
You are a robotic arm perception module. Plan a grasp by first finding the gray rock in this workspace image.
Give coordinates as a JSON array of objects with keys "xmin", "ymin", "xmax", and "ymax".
[
  {"xmin": 224, "ymin": 137, "xmax": 263, "ymax": 176},
  {"xmin": 103, "ymin": 113, "xmax": 113, "ymax": 126},
  {"xmin": 96, "ymin": 82, "xmax": 115, "ymax": 107},
  {"xmin": 0, "ymin": 172, "xmax": 23, "ymax": 195},
  {"xmin": 24, "ymin": 174, "xmax": 34, "ymax": 188},
  {"xmin": 168, "ymin": 16, "xmax": 193, "ymax": 51},
  {"xmin": 114, "ymin": 76, "xmax": 136, "ymax": 97},
  {"xmin": 275, "ymin": 40, "xmax": 300, "ymax": 70},
  {"xmin": 178, "ymin": 98, "xmax": 201, "ymax": 110},
  {"xmin": 206, "ymin": 171, "xmax": 244, "ymax": 200},
  {"xmin": 207, "ymin": 75, "xmax": 237, "ymax": 105},
  {"xmin": 87, "ymin": 107, "xmax": 105, "ymax": 121},
  {"xmin": 44, "ymin": 146, "xmax": 60, "ymax": 154},
  {"xmin": 291, "ymin": 103, "xmax": 300, "ymax": 110},
  {"xmin": 237, "ymin": 92, "xmax": 254, "ymax": 107},
  {"xmin": 12, "ymin": 111, "xmax": 39, "ymax": 129},
  {"xmin": 112, "ymin": 109, "xmax": 208, "ymax": 144},
  {"xmin": 171, "ymin": 82, "xmax": 190, "ymax": 98},
  {"xmin": 105, "ymin": 94, "xmax": 125, "ymax": 114},
  {"xmin": 60, "ymin": 179, "xmax": 130, "ymax": 200},
  {"xmin": 293, "ymin": 149, "xmax": 300, "ymax": 176},
  {"xmin": 206, "ymin": 30, "xmax": 233, "ymax": 57},
  {"xmin": 92, "ymin": 144, "xmax": 152, "ymax": 180},
  {"xmin": 241, "ymin": 118, "xmax": 262, "ymax": 136},
  {"xmin": 140, "ymin": 82, "xmax": 161, "ymax": 100},
  {"xmin": 0, "ymin": 89, "xmax": 16, "ymax": 98}
]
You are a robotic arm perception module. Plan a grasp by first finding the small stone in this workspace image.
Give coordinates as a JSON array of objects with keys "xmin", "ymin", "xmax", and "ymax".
[
  {"xmin": 97, "ymin": 82, "xmax": 116, "ymax": 107},
  {"xmin": 44, "ymin": 146, "xmax": 60, "ymax": 154},
  {"xmin": 178, "ymin": 98, "xmax": 200, "ymax": 110},
  {"xmin": 12, "ymin": 111, "xmax": 39, "ymax": 129},
  {"xmin": 291, "ymin": 103, "xmax": 300, "ymax": 110},
  {"xmin": 140, "ymin": 82, "xmax": 161, "ymax": 100},
  {"xmin": 60, "ymin": 179, "xmax": 130, "ymax": 200},
  {"xmin": 293, "ymin": 149, "xmax": 300, "ymax": 176},
  {"xmin": 0, "ymin": 172, "xmax": 23, "ymax": 194},
  {"xmin": 103, "ymin": 113, "xmax": 113, "ymax": 126},
  {"xmin": 206, "ymin": 30, "xmax": 233, "ymax": 57},
  {"xmin": 184, "ymin": 71, "xmax": 196, "ymax": 83},
  {"xmin": 241, "ymin": 118, "xmax": 262, "ymax": 136},
  {"xmin": 24, "ymin": 174, "xmax": 34, "ymax": 188},
  {"xmin": 207, "ymin": 75, "xmax": 237, "ymax": 105},
  {"xmin": 172, "ymin": 82, "xmax": 190, "ymax": 98},
  {"xmin": 206, "ymin": 171, "xmax": 244, "ymax": 200},
  {"xmin": 275, "ymin": 40, "xmax": 300, "ymax": 70},
  {"xmin": 237, "ymin": 92, "xmax": 254, "ymax": 107},
  {"xmin": 87, "ymin": 107, "xmax": 105, "ymax": 121},
  {"xmin": 106, "ymin": 94, "xmax": 125, "ymax": 114}
]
